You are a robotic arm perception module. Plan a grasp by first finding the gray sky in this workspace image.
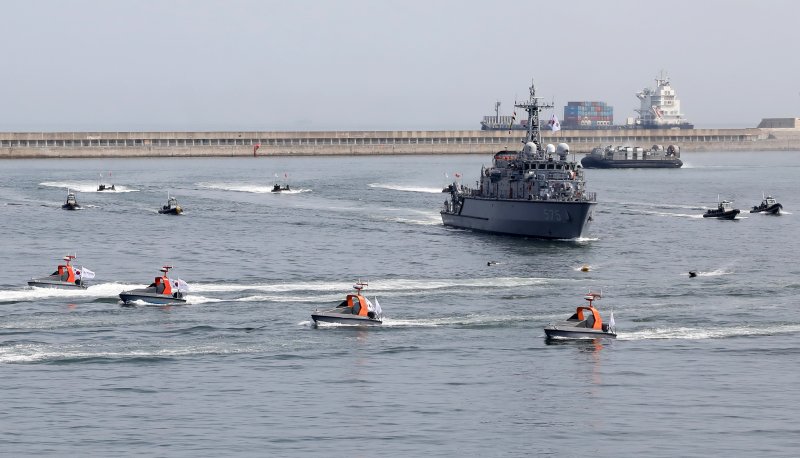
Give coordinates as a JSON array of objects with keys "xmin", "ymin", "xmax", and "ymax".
[{"xmin": 1, "ymin": 0, "xmax": 797, "ymax": 131}]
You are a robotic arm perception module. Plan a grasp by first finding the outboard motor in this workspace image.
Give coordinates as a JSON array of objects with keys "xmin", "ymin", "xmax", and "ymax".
[{"xmin": 556, "ymin": 143, "xmax": 570, "ymax": 161}]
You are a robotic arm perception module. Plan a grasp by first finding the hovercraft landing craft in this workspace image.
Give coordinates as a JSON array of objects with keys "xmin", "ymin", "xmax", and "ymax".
[
  {"xmin": 27, "ymin": 254, "xmax": 95, "ymax": 289},
  {"xmin": 119, "ymin": 265, "xmax": 189, "ymax": 305},
  {"xmin": 544, "ymin": 292, "xmax": 617, "ymax": 339},
  {"xmin": 311, "ymin": 281, "xmax": 383, "ymax": 326}
]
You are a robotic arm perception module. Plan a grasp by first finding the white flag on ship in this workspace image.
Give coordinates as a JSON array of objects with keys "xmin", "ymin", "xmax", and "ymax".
[
  {"xmin": 549, "ymin": 114, "xmax": 561, "ymax": 132},
  {"xmin": 173, "ymin": 278, "xmax": 190, "ymax": 292},
  {"xmin": 77, "ymin": 267, "xmax": 95, "ymax": 280}
]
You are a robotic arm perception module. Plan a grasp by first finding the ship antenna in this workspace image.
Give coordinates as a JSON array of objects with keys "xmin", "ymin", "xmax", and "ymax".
[{"xmin": 515, "ymin": 79, "xmax": 553, "ymax": 158}]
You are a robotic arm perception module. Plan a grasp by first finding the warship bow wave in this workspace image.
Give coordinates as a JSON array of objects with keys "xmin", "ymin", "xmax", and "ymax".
[{"xmin": 441, "ymin": 82, "xmax": 597, "ymax": 239}]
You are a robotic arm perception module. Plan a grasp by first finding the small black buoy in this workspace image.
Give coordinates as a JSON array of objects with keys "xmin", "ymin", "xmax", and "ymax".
[{"xmin": 689, "ymin": 270, "xmax": 697, "ymax": 278}]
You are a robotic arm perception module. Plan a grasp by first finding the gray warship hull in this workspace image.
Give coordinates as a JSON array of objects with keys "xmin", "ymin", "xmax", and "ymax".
[{"xmin": 441, "ymin": 198, "xmax": 596, "ymax": 239}]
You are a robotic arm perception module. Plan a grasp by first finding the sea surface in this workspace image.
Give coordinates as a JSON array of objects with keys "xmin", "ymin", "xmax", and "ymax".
[{"xmin": 1, "ymin": 151, "xmax": 799, "ymax": 456}]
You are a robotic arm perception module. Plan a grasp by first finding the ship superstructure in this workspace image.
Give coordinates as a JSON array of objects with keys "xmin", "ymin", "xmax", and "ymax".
[
  {"xmin": 442, "ymin": 82, "xmax": 597, "ymax": 239},
  {"xmin": 480, "ymin": 101, "xmax": 527, "ymax": 130},
  {"xmin": 635, "ymin": 73, "xmax": 693, "ymax": 129}
]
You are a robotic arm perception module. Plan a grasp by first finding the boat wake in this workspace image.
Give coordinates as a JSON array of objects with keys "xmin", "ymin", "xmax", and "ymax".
[
  {"xmin": 39, "ymin": 182, "xmax": 139, "ymax": 193},
  {"xmin": 0, "ymin": 282, "xmax": 144, "ymax": 304},
  {"xmin": 368, "ymin": 183, "xmax": 443, "ymax": 194},
  {"xmin": 0, "ymin": 343, "xmax": 245, "ymax": 364},
  {"xmin": 690, "ymin": 268, "xmax": 734, "ymax": 277},
  {"xmin": 620, "ymin": 323, "xmax": 800, "ymax": 341},
  {"xmin": 197, "ymin": 182, "xmax": 311, "ymax": 194}
]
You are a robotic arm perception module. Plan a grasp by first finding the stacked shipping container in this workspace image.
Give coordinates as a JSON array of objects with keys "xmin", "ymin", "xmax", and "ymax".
[{"xmin": 562, "ymin": 101, "xmax": 613, "ymax": 129}]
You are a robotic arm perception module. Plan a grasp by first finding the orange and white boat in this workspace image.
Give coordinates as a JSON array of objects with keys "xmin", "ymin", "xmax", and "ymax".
[
  {"xmin": 544, "ymin": 292, "xmax": 616, "ymax": 339},
  {"xmin": 311, "ymin": 281, "xmax": 383, "ymax": 326},
  {"xmin": 28, "ymin": 254, "xmax": 94, "ymax": 289},
  {"xmin": 119, "ymin": 265, "xmax": 189, "ymax": 305}
]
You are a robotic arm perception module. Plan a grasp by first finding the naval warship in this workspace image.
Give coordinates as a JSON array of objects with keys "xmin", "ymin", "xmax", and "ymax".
[{"xmin": 441, "ymin": 82, "xmax": 597, "ymax": 239}]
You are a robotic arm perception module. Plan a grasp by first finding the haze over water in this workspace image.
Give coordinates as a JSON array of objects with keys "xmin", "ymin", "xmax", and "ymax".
[{"xmin": 2, "ymin": 151, "xmax": 799, "ymax": 456}]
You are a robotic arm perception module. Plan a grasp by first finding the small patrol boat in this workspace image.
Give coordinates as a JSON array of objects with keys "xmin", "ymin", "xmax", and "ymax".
[
  {"xmin": 97, "ymin": 173, "xmax": 115, "ymax": 191},
  {"xmin": 271, "ymin": 184, "xmax": 291, "ymax": 193},
  {"xmin": 311, "ymin": 281, "xmax": 383, "ymax": 326},
  {"xmin": 750, "ymin": 195, "xmax": 782, "ymax": 214},
  {"xmin": 703, "ymin": 200, "xmax": 740, "ymax": 220},
  {"xmin": 119, "ymin": 265, "xmax": 189, "ymax": 305},
  {"xmin": 62, "ymin": 190, "xmax": 81, "ymax": 210},
  {"xmin": 28, "ymin": 254, "xmax": 95, "ymax": 289},
  {"xmin": 544, "ymin": 292, "xmax": 617, "ymax": 339},
  {"xmin": 158, "ymin": 194, "xmax": 183, "ymax": 215}
]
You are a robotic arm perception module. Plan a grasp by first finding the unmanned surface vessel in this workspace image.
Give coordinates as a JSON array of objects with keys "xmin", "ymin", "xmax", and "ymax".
[
  {"xmin": 544, "ymin": 292, "xmax": 617, "ymax": 339},
  {"xmin": 311, "ymin": 281, "xmax": 383, "ymax": 326},
  {"xmin": 119, "ymin": 265, "xmax": 189, "ymax": 305},
  {"xmin": 27, "ymin": 254, "xmax": 94, "ymax": 289}
]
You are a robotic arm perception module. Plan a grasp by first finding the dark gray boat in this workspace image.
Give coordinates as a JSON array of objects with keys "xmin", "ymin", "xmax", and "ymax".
[
  {"xmin": 581, "ymin": 145, "xmax": 682, "ymax": 169},
  {"xmin": 119, "ymin": 266, "xmax": 188, "ymax": 305},
  {"xmin": 703, "ymin": 200, "xmax": 740, "ymax": 220},
  {"xmin": 750, "ymin": 195, "xmax": 782, "ymax": 214},
  {"xmin": 62, "ymin": 190, "xmax": 81, "ymax": 210},
  {"xmin": 544, "ymin": 292, "xmax": 617, "ymax": 339},
  {"xmin": 311, "ymin": 281, "xmax": 383, "ymax": 326},
  {"xmin": 441, "ymin": 82, "xmax": 597, "ymax": 239}
]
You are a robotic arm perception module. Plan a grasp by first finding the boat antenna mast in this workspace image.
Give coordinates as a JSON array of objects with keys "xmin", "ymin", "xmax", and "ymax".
[{"xmin": 515, "ymin": 80, "xmax": 553, "ymax": 157}]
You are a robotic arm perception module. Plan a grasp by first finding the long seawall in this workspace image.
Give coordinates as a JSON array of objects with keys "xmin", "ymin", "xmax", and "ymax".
[{"xmin": 1, "ymin": 128, "xmax": 799, "ymax": 158}]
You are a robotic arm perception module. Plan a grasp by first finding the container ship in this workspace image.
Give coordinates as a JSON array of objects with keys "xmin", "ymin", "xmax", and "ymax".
[{"xmin": 634, "ymin": 73, "xmax": 693, "ymax": 129}]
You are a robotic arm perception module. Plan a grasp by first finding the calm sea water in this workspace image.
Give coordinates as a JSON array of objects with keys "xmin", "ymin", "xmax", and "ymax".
[{"xmin": 1, "ymin": 151, "xmax": 799, "ymax": 456}]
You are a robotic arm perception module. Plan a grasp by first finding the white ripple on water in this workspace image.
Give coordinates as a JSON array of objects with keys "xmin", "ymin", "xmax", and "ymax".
[
  {"xmin": 190, "ymin": 277, "xmax": 553, "ymax": 294},
  {"xmin": 0, "ymin": 344, "xmax": 249, "ymax": 364},
  {"xmin": 620, "ymin": 323, "xmax": 800, "ymax": 341},
  {"xmin": 39, "ymin": 181, "xmax": 140, "ymax": 193},
  {"xmin": 197, "ymin": 182, "xmax": 311, "ymax": 194},
  {"xmin": 368, "ymin": 183, "xmax": 443, "ymax": 194},
  {"xmin": 0, "ymin": 282, "xmax": 144, "ymax": 303}
]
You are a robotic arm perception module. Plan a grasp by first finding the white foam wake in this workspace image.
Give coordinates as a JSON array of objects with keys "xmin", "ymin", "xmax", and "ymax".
[
  {"xmin": 368, "ymin": 183, "xmax": 443, "ymax": 194},
  {"xmin": 620, "ymin": 324, "xmax": 800, "ymax": 341},
  {"xmin": 40, "ymin": 182, "xmax": 139, "ymax": 193},
  {"xmin": 0, "ymin": 282, "xmax": 144, "ymax": 303},
  {"xmin": 198, "ymin": 182, "xmax": 311, "ymax": 194}
]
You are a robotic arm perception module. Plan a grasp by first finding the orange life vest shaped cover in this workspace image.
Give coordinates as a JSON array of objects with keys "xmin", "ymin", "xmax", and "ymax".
[
  {"xmin": 58, "ymin": 265, "xmax": 76, "ymax": 283},
  {"xmin": 155, "ymin": 276, "xmax": 173, "ymax": 296},
  {"xmin": 576, "ymin": 306, "xmax": 602, "ymax": 329},
  {"xmin": 348, "ymin": 294, "xmax": 369, "ymax": 316}
]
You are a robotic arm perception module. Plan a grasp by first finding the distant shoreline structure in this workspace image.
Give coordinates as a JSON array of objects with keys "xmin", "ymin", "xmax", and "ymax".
[{"xmin": 2, "ymin": 123, "xmax": 800, "ymax": 158}]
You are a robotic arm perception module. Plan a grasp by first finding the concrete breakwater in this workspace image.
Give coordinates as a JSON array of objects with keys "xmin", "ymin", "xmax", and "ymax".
[{"xmin": 1, "ymin": 128, "xmax": 798, "ymax": 158}]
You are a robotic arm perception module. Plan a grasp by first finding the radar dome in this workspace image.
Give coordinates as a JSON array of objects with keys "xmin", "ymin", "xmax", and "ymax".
[
  {"xmin": 523, "ymin": 142, "xmax": 536, "ymax": 154},
  {"xmin": 556, "ymin": 143, "xmax": 570, "ymax": 155},
  {"xmin": 545, "ymin": 144, "xmax": 556, "ymax": 154}
]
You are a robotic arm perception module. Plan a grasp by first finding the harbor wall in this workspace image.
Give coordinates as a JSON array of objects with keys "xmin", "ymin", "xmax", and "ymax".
[{"xmin": 1, "ymin": 128, "xmax": 798, "ymax": 158}]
